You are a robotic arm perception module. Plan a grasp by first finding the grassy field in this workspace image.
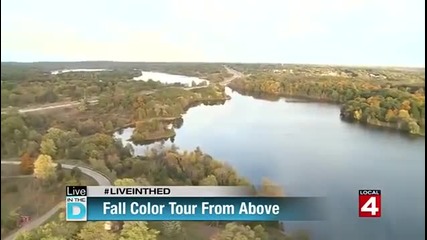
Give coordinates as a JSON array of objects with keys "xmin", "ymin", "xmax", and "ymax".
[{"xmin": 0, "ymin": 166, "xmax": 97, "ymax": 238}]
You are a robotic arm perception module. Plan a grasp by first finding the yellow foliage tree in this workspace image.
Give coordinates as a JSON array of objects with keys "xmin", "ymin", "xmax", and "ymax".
[
  {"xmin": 398, "ymin": 109, "xmax": 410, "ymax": 119},
  {"xmin": 385, "ymin": 109, "xmax": 396, "ymax": 122},
  {"xmin": 114, "ymin": 178, "xmax": 137, "ymax": 186},
  {"xmin": 400, "ymin": 100, "xmax": 412, "ymax": 111},
  {"xmin": 33, "ymin": 154, "xmax": 56, "ymax": 181}
]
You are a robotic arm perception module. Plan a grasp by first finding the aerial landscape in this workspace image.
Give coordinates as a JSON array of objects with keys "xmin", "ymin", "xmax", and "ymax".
[{"xmin": 1, "ymin": 0, "xmax": 425, "ymax": 240}]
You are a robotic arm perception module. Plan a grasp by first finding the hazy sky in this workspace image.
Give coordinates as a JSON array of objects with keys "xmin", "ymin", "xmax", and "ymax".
[{"xmin": 1, "ymin": 0, "xmax": 425, "ymax": 66}]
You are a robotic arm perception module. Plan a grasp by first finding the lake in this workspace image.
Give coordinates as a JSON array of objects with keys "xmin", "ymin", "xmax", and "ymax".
[
  {"xmin": 115, "ymin": 78, "xmax": 425, "ymax": 240},
  {"xmin": 133, "ymin": 71, "xmax": 207, "ymax": 87},
  {"xmin": 51, "ymin": 69, "xmax": 110, "ymax": 75}
]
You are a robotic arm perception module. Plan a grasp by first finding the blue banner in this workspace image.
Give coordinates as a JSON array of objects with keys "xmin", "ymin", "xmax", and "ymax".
[{"xmin": 84, "ymin": 197, "xmax": 325, "ymax": 221}]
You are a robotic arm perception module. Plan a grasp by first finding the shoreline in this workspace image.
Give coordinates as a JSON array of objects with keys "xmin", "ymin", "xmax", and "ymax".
[
  {"xmin": 229, "ymin": 87, "xmax": 425, "ymax": 137},
  {"xmin": 110, "ymin": 96, "xmax": 230, "ymax": 144}
]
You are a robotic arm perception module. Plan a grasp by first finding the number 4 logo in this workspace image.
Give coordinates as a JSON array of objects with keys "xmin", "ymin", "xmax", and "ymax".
[
  {"xmin": 361, "ymin": 197, "xmax": 379, "ymax": 215},
  {"xmin": 359, "ymin": 194, "xmax": 382, "ymax": 218}
]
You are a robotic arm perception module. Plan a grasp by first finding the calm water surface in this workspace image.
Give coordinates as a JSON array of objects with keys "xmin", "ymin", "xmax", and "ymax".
[
  {"xmin": 116, "ymin": 84, "xmax": 425, "ymax": 240},
  {"xmin": 133, "ymin": 71, "xmax": 207, "ymax": 86}
]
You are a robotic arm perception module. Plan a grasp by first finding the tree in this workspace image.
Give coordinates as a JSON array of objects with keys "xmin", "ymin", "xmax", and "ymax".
[
  {"xmin": 161, "ymin": 221, "xmax": 183, "ymax": 237},
  {"xmin": 213, "ymin": 222, "xmax": 269, "ymax": 240},
  {"xmin": 398, "ymin": 109, "xmax": 410, "ymax": 119},
  {"xmin": 253, "ymin": 225, "xmax": 269, "ymax": 240},
  {"xmin": 40, "ymin": 139, "xmax": 57, "ymax": 157},
  {"xmin": 71, "ymin": 167, "xmax": 83, "ymax": 180},
  {"xmin": 119, "ymin": 221, "xmax": 159, "ymax": 240},
  {"xmin": 20, "ymin": 152, "xmax": 34, "ymax": 174},
  {"xmin": 385, "ymin": 109, "xmax": 396, "ymax": 122},
  {"xmin": 135, "ymin": 177, "xmax": 151, "ymax": 186},
  {"xmin": 15, "ymin": 232, "xmax": 36, "ymax": 240},
  {"xmin": 77, "ymin": 222, "xmax": 117, "ymax": 240},
  {"xmin": 16, "ymin": 218, "xmax": 81, "ymax": 240},
  {"xmin": 33, "ymin": 154, "xmax": 56, "ymax": 181},
  {"xmin": 105, "ymin": 121, "xmax": 114, "ymax": 132},
  {"xmin": 410, "ymin": 102, "xmax": 421, "ymax": 120},
  {"xmin": 199, "ymin": 175, "xmax": 218, "ymax": 186},
  {"xmin": 114, "ymin": 178, "xmax": 137, "ymax": 186},
  {"xmin": 2, "ymin": 208, "xmax": 20, "ymax": 232}
]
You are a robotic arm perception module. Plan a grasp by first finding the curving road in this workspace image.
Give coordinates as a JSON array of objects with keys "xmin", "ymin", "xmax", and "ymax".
[
  {"xmin": 1, "ymin": 161, "xmax": 111, "ymax": 240},
  {"xmin": 1, "ymin": 66, "xmax": 244, "ymax": 115}
]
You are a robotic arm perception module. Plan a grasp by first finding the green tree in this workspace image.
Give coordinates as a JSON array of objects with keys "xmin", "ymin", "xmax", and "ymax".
[
  {"xmin": 71, "ymin": 167, "xmax": 83, "ymax": 180},
  {"xmin": 33, "ymin": 154, "xmax": 56, "ymax": 181},
  {"xmin": 161, "ymin": 221, "xmax": 183, "ymax": 237},
  {"xmin": 40, "ymin": 139, "xmax": 57, "ymax": 157},
  {"xmin": 199, "ymin": 175, "xmax": 218, "ymax": 186},
  {"xmin": 18, "ymin": 219, "xmax": 80, "ymax": 240},
  {"xmin": 2, "ymin": 208, "xmax": 20, "ymax": 231},
  {"xmin": 253, "ymin": 225, "xmax": 269, "ymax": 240},
  {"xmin": 410, "ymin": 102, "xmax": 421, "ymax": 119},
  {"xmin": 15, "ymin": 232, "xmax": 38, "ymax": 240},
  {"xmin": 119, "ymin": 221, "xmax": 159, "ymax": 240},
  {"xmin": 105, "ymin": 121, "xmax": 114, "ymax": 132},
  {"xmin": 214, "ymin": 222, "xmax": 269, "ymax": 240}
]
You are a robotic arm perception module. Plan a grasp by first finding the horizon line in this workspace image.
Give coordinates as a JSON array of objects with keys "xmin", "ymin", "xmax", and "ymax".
[{"xmin": 1, "ymin": 60, "xmax": 425, "ymax": 69}]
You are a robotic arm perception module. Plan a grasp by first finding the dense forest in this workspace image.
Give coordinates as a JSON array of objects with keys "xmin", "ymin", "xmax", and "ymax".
[
  {"xmin": 1, "ymin": 62, "xmax": 229, "ymax": 84},
  {"xmin": 1, "ymin": 83, "xmax": 228, "ymax": 158},
  {"xmin": 5, "ymin": 135, "xmax": 289, "ymax": 239},
  {"xmin": 1, "ymin": 63, "xmax": 301, "ymax": 240},
  {"xmin": 229, "ymin": 71, "xmax": 425, "ymax": 135}
]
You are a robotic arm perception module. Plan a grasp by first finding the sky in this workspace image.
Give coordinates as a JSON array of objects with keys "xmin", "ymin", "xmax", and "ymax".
[{"xmin": 1, "ymin": 0, "xmax": 425, "ymax": 67}]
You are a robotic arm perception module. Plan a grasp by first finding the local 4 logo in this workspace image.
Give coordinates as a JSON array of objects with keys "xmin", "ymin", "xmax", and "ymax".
[
  {"xmin": 66, "ymin": 186, "xmax": 88, "ymax": 221},
  {"xmin": 359, "ymin": 189, "xmax": 381, "ymax": 217}
]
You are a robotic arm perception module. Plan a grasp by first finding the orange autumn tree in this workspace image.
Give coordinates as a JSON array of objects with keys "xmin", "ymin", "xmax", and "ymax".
[{"xmin": 20, "ymin": 152, "xmax": 34, "ymax": 174}]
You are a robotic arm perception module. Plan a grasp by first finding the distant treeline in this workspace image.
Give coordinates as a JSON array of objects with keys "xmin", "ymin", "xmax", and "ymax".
[{"xmin": 229, "ymin": 73, "xmax": 425, "ymax": 136}]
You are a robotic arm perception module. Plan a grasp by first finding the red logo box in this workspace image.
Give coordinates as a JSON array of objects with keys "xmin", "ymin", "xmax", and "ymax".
[{"xmin": 359, "ymin": 189, "xmax": 381, "ymax": 218}]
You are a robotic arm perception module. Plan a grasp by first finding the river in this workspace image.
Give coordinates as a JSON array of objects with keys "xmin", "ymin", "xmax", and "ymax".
[{"xmin": 115, "ymin": 76, "xmax": 425, "ymax": 240}]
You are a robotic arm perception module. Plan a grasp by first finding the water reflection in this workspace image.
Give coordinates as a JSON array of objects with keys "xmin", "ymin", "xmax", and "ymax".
[{"xmin": 114, "ymin": 86, "xmax": 425, "ymax": 240}]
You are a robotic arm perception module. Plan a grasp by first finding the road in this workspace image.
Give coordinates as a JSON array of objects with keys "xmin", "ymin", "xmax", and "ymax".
[
  {"xmin": 1, "ymin": 175, "xmax": 34, "ymax": 179},
  {"xmin": 1, "ymin": 66, "xmax": 244, "ymax": 115},
  {"xmin": 1, "ymin": 161, "xmax": 111, "ymax": 240},
  {"xmin": 221, "ymin": 65, "xmax": 245, "ymax": 86},
  {"xmin": 1, "ymin": 100, "xmax": 99, "ymax": 114}
]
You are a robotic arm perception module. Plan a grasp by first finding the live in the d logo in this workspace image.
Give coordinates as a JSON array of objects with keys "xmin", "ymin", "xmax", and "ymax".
[
  {"xmin": 359, "ymin": 189, "xmax": 381, "ymax": 218},
  {"xmin": 66, "ymin": 186, "xmax": 88, "ymax": 221}
]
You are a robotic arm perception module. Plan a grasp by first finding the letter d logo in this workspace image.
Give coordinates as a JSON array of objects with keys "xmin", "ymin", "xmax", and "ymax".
[{"xmin": 66, "ymin": 201, "xmax": 87, "ymax": 221}]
